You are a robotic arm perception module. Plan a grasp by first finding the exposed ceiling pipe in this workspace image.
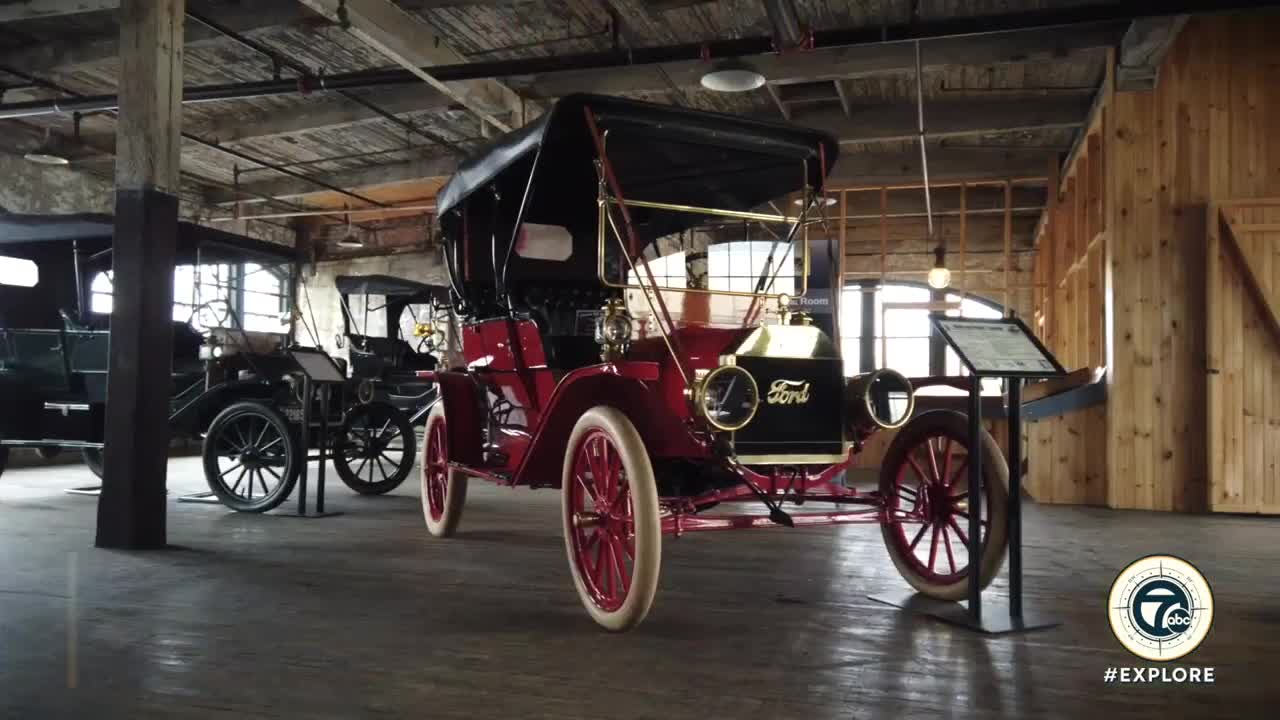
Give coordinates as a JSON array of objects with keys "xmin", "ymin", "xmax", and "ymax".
[{"xmin": 4, "ymin": 0, "xmax": 1265, "ymax": 121}]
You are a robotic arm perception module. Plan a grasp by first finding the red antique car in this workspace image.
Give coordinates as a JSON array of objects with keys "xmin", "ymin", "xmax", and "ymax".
[{"xmin": 418, "ymin": 94, "xmax": 1009, "ymax": 631}]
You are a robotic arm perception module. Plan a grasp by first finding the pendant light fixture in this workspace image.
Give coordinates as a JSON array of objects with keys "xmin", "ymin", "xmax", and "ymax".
[
  {"xmin": 911, "ymin": 40, "xmax": 950, "ymax": 291},
  {"xmin": 336, "ymin": 211, "xmax": 363, "ymax": 248},
  {"xmin": 23, "ymin": 127, "xmax": 70, "ymax": 166}
]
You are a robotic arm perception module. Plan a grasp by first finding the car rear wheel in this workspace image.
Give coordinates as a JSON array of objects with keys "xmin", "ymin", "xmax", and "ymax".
[
  {"xmin": 562, "ymin": 406, "xmax": 661, "ymax": 632},
  {"xmin": 879, "ymin": 410, "xmax": 1008, "ymax": 601},
  {"xmin": 201, "ymin": 401, "xmax": 299, "ymax": 513},
  {"xmin": 421, "ymin": 403, "xmax": 466, "ymax": 537},
  {"xmin": 335, "ymin": 402, "xmax": 416, "ymax": 495}
]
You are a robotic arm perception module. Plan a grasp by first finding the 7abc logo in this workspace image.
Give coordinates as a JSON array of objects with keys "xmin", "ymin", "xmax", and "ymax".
[{"xmin": 1108, "ymin": 555, "xmax": 1214, "ymax": 662}]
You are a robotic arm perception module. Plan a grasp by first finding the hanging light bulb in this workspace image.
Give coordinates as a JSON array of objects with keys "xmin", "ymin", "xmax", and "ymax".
[{"xmin": 927, "ymin": 245, "xmax": 951, "ymax": 290}]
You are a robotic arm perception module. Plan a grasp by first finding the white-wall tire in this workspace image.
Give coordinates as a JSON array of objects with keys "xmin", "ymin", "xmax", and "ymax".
[
  {"xmin": 421, "ymin": 403, "xmax": 467, "ymax": 537},
  {"xmin": 561, "ymin": 406, "xmax": 662, "ymax": 632}
]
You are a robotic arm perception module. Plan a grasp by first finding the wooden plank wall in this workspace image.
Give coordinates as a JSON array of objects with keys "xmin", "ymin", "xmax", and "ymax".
[
  {"xmin": 1024, "ymin": 61, "xmax": 1110, "ymax": 507},
  {"xmin": 1029, "ymin": 14, "xmax": 1280, "ymax": 512},
  {"xmin": 1208, "ymin": 203, "xmax": 1280, "ymax": 513},
  {"xmin": 1105, "ymin": 14, "xmax": 1280, "ymax": 513}
]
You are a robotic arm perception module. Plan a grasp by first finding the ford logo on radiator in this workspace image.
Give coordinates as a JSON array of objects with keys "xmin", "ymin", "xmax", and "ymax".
[{"xmin": 766, "ymin": 379, "xmax": 811, "ymax": 405}]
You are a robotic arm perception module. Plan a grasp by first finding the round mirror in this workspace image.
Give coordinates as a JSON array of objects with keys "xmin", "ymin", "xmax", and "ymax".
[{"xmin": 866, "ymin": 370, "xmax": 914, "ymax": 428}]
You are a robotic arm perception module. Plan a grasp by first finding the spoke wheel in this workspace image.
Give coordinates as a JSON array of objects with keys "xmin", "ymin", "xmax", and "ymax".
[
  {"xmin": 562, "ymin": 406, "xmax": 661, "ymax": 632},
  {"xmin": 201, "ymin": 401, "xmax": 299, "ymax": 513},
  {"xmin": 335, "ymin": 402, "xmax": 416, "ymax": 495},
  {"xmin": 421, "ymin": 404, "xmax": 466, "ymax": 537},
  {"xmin": 879, "ymin": 410, "xmax": 1008, "ymax": 600},
  {"xmin": 81, "ymin": 447, "xmax": 104, "ymax": 479}
]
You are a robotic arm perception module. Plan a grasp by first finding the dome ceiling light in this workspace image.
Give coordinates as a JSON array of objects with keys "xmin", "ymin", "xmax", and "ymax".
[{"xmin": 700, "ymin": 58, "xmax": 766, "ymax": 93}]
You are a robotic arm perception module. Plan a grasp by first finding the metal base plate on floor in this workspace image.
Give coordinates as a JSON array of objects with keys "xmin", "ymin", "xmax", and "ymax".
[
  {"xmin": 177, "ymin": 491, "xmax": 222, "ymax": 505},
  {"xmin": 64, "ymin": 485, "xmax": 102, "ymax": 497},
  {"xmin": 868, "ymin": 591, "xmax": 1060, "ymax": 635},
  {"xmin": 275, "ymin": 510, "xmax": 344, "ymax": 519}
]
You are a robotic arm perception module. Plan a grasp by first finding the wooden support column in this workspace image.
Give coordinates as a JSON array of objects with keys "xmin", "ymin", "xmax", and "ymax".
[{"xmin": 96, "ymin": 0, "xmax": 185, "ymax": 550}]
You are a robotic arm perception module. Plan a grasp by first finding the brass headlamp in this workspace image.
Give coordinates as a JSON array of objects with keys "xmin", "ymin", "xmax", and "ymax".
[{"xmin": 595, "ymin": 298, "xmax": 633, "ymax": 361}]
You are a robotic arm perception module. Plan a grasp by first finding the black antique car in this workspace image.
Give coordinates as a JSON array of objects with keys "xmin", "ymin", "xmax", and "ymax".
[
  {"xmin": 0, "ymin": 214, "xmax": 410, "ymax": 512},
  {"xmin": 329, "ymin": 273, "xmax": 451, "ymax": 494}
]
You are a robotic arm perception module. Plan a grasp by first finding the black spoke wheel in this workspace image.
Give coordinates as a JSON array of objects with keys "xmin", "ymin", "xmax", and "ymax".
[
  {"xmin": 335, "ymin": 401, "xmax": 416, "ymax": 495},
  {"xmin": 82, "ymin": 447, "xmax": 104, "ymax": 479},
  {"xmin": 201, "ymin": 401, "xmax": 299, "ymax": 513}
]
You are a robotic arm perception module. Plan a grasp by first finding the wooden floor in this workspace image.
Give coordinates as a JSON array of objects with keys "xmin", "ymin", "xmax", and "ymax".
[{"xmin": 0, "ymin": 457, "xmax": 1275, "ymax": 719}]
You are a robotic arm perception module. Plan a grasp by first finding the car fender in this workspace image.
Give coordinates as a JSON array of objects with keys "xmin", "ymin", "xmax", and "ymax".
[
  {"xmin": 433, "ymin": 370, "xmax": 485, "ymax": 465},
  {"xmin": 512, "ymin": 361, "xmax": 703, "ymax": 488}
]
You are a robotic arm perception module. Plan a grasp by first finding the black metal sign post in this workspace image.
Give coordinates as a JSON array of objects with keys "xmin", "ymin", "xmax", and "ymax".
[
  {"xmin": 287, "ymin": 348, "xmax": 345, "ymax": 519},
  {"xmin": 871, "ymin": 315, "xmax": 1064, "ymax": 635}
]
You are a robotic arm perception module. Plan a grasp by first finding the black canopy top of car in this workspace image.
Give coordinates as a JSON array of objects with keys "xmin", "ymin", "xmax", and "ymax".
[
  {"xmin": 437, "ymin": 93, "xmax": 838, "ymax": 217},
  {"xmin": 335, "ymin": 274, "xmax": 449, "ymax": 299},
  {"xmin": 435, "ymin": 93, "xmax": 838, "ymax": 302},
  {"xmin": 0, "ymin": 212, "xmax": 295, "ymax": 266}
]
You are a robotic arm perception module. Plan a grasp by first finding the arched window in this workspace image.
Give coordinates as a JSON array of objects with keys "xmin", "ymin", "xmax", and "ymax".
[
  {"xmin": 90, "ymin": 271, "xmax": 113, "ymax": 313},
  {"xmin": 839, "ymin": 281, "xmax": 1004, "ymax": 394}
]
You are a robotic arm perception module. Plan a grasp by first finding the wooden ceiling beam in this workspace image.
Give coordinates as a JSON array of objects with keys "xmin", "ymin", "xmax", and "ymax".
[
  {"xmin": 0, "ymin": 0, "xmax": 315, "ymax": 73},
  {"xmin": 194, "ymin": 86, "xmax": 483, "ymax": 144},
  {"xmin": 796, "ymin": 95, "xmax": 1089, "ymax": 145},
  {"xmin": 0, "ymin": 0, "xmax": 117, "ymax": 23},
  {"xmin": 524, "ymin": 24, "xmax": 1122, "ymax": 98},
  {"xmin": 827, "ymin": 148, "xmax": 1054, "ymax": 187},
  {"xmin": 204, "ymin": 153, "xmax": 459, "ymax": 205},
  {"xmin": 207, "ymin": 146, "xmax": 1052, "ymax": 207},
  {"xmin": 297, "ymin": 0, "xmax": 527, "ymax": 134}
]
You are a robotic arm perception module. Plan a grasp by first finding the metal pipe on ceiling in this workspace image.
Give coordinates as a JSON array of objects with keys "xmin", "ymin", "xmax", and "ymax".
[{"xmin": 1, "ymin": 0, "xmax": 1263, "ymax": 121}]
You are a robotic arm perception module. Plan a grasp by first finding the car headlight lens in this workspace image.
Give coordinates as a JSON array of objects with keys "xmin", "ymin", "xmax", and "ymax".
[
  {"xmin": 595, "ymin": 307, "xmax": 632, "ymax": 345},
  {"xmin": 695, "ymin": 365, "xmax": 759, "ymax": 431}
]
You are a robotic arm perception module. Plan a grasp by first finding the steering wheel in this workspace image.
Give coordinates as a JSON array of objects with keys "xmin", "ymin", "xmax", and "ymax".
[{"xmin": 189, "ymin": 300, "xmax": 231, "ymax": 332}]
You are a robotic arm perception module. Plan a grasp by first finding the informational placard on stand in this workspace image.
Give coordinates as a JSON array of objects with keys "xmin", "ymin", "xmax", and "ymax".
[
  {"xmin": 934, "ymin": 317, "xmax": 1066, "ymax": 377},
  {"xmin": 290, "ymin": 347, "xmax": 347, "ymax": 384}
]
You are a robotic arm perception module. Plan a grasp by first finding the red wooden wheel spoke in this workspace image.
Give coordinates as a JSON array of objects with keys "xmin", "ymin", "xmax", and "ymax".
[
  {"xmin": 948, "ymin": 517, "xmax": 970, "ymax": 546},
  {"xmin": 947, "ymin": 458, "xmax": 969, "ymax": 489},
  {"xmin": 927, "ymin": 525, "xmax": 941, "ymax": 571},
  {"xmin": 568, "ymin": 428, "xmax": 634, "ymax": 613},
  {"xmin": 909, "ymin": 522, "xmax": 931, "ymax": 550},
  {"xmin": 954, "ymin": 510, "xmax": 988, "ymax": 527},
  {"xmin": 941, "ymin": 438, "xmax": 953, "ymax": 485},
  {"xmin": 941, "ymin": 526, "xmax": 957, "ymax": 575}
]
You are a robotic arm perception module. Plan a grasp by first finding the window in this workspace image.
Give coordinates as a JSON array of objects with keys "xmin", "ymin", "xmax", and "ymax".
[
  {"xmin": 0, "ymin": 256, "xmax": 38, "ymax": 287},
  {"xmin": 839, "ymin": 281, "xmax": 1004, "ymax": 395},
  {"xmin": 90, "ymin": 271, "xmax": 113, "ymax": 313},
  {"xmin": 89, "ymin": 262, "xmax": 289, "ymax": 334},
  {"xmin": 240, "ymin": 263, "xmax": 287, "ymax": 333}
]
